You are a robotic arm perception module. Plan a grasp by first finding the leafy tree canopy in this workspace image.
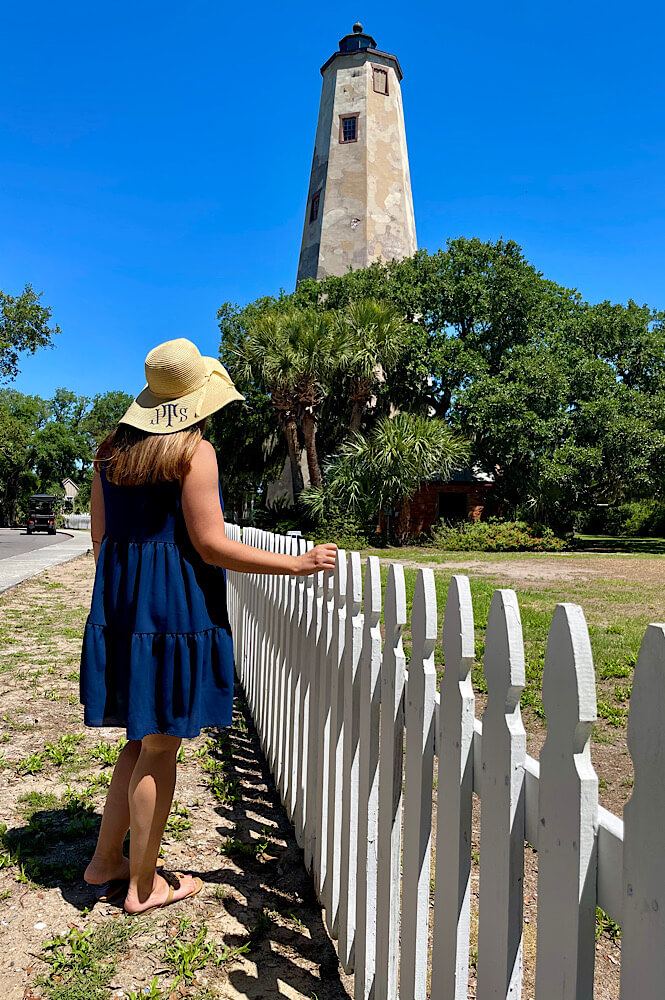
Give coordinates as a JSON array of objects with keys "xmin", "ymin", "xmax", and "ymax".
[
  {"xmin": 0, "ymin": 284, "xmax": 60, "ymax": 383},
  {"xmin": 218, "ymin": 237, "xmax": 665, "ymax": 530}
]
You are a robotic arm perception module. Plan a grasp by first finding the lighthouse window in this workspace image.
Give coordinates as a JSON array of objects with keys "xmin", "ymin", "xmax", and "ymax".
[
  {"xmin": 373, "ymin": 67, "xmax": 389, "ymax": 95},
  {"xmin": 309, "ymin": 190, "xmax": 321, "ymax": 222},
  {"xmin": 339, "ymin": 114, "xmax": 359, "ymax": 143}
]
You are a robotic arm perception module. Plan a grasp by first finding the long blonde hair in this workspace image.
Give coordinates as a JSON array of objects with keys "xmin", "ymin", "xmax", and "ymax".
[{"xmin": 95, "ymin": 421, "xmax": 205, "ymax": 486}]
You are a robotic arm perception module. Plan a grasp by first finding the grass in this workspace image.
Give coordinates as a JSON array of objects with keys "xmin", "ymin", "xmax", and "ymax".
[
  {"xmin": 0, "ymin": 787, "xmax": 98, "ymax": 886},
  {"xmin": 364, "ymin": 556, "xmax": 662, "ymax": 728},
  {"xmin": 37, "ymin": 918, "xmax": 142, "ymax": 1000},
  {"xmin": 165, "ymin": 799, "xmax": 192, "ymax": 840}
]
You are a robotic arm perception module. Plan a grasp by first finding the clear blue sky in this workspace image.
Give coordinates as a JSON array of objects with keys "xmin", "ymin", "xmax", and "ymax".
[{"xmin": 2, "ymin": 0, "xmax": 664, "ymax": 401}]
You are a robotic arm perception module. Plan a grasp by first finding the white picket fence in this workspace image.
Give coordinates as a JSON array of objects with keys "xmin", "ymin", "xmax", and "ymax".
[
  {"xmin": 224, "ymin": 525, "xmax": 665, "ymax": 999},
  {"xmin": 65, "ymin": 513, "xmax": 91, "ymax": 530}
]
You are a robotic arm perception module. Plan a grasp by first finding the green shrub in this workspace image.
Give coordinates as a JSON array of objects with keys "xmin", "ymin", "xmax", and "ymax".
[
  {"xmin": 608, "ymin": 500, "xmax": 665, "ymax": 537},
  {"xmin": 430, "ymin": 518, "xmax": 568, "ymax": 553},
  {"xmin": 253, "ymin": 497, "xmax": 302, "ymax": 534},
  {"xmin": 578, "ymin": 500, "xmax": 665, "ymax": 537},
  {"xmin": 308, "ymin": 513, "xmax": 369, "ymax": 551}
]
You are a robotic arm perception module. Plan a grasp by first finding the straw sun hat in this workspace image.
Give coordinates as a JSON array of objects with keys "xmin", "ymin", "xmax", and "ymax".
[{"xmin": 120, "ymin": 338, "xmax": 245, "ymax": 434}]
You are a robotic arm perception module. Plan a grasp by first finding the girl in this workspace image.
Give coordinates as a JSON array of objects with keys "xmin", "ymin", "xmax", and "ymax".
[{"xmin": 80, "ymin": 337, "xmax": 337, "ymax": 915}]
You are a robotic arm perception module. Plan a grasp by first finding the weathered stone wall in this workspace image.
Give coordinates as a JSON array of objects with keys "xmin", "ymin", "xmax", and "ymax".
[{"xmin": 296, "ymin": 50, "xmax": 417, "ymax": 284}]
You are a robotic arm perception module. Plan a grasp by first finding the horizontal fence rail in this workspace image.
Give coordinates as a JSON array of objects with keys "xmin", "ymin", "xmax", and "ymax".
[{"xmin": 224, "ymin": 524, "xmax": 665, "ymax": 1000}]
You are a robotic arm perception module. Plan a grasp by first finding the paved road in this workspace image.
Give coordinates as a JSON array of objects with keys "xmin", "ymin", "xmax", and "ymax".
[
  {"xmin": 0, "ymin": 529, "xmax": 92, "ymax": 595},
  {"xmin": 0, "ymin": 528, "xmax": 67, "ymax": 561}
]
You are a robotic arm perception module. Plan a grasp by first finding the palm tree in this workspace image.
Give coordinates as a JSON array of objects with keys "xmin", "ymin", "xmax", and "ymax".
[
  {"xmin": 335, "ymin": 300, "xmax": 411, "ymax": 433},
  {"xmin": 233, "ymin": 309, "xmax": 340, "ymax": 500},
  {"xmin": 300, "ymin": 412, "xmax": 469, "ymax": 543}
]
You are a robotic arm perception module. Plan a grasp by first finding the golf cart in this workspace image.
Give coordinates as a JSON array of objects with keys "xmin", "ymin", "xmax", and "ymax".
[{"xmin": 27, "ymin": 494, "xmax": 58, "ymax": 535}]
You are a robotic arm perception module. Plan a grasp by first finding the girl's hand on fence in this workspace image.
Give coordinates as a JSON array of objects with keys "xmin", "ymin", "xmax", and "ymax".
[{"xmin": 294, "ymin": 543, "xmax": 338, "ymax": 576}]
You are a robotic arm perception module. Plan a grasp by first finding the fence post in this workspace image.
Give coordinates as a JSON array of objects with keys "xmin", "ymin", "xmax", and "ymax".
[
  {"xmin": 620, "ymin": 623, "xmax": 665, "ymax": 998},
  {"xmin": 305, "ymin": 565, "xmax": 326, "ymax": 876},
  {"xmin": 324, "ymin": 549, "xmax": 347, "ymax": 940},
  {"xmin": 431, "ymin": 574, "xmax": 476, "ymax": 1000},
  {"xmin": 355, "ymin": 555, "xmax": 382, "ymax": 1000},
  {"xmin": 274, "ymin": 534, "xmax": 290, "ymax": 792},
  {"xmin": 282, "ymin": 536, "xmax": 304, "ymax": 817},
  {"xmin": 265, "ymin": 531, "xmax": 278, "ymax": 768},
  {"xmin": 375, "ymin": 563, "xmax": 407, "ymax": 1000},
  {"xmin": 294, "ymin": 540, "xmax": 315, "ymax": 846},
  {"xmin": 535, "ymin": 603, "xmax": 598, "ymax": 1000},
  {"xmin": 477, "ymin": 589, "xmax": 526, "ymax": 1000},
  {"xmin": 339, "ymin": 550, "xmax": 364, "ymax": 973},
  {"xmin": 401, "ymin": 568, "xmax": 438, "ymax": 1000},
  {"xmin": 313, "ymin": 568, "xmax": 336, "ymax": 902}
]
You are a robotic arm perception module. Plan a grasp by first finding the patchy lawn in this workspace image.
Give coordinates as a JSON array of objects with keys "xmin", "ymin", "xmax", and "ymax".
[{"xmin": 360, "ymin": 546, "xmax": 665, "ymax": 804}]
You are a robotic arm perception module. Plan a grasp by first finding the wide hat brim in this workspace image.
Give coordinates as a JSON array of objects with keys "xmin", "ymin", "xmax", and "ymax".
[{"xmin": 120, "ymin": 357, "xmax": 245, "ymax": 434}]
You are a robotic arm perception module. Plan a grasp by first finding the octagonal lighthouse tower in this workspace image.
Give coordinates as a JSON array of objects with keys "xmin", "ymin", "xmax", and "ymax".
[{"xmin": 296, "ymin": 23, "xmax": 417, "ymax": 284}]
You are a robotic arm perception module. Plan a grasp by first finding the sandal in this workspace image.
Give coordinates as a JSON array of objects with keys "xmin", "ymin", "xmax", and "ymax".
[
  {"xmin": 125, "ymin": 870, "xmax": 203, "ymax": 917},
  {"xmin": 89, "ymin": 878, "xmax": 128, "ymax": 904},
  {"xmin": 86, "ymin": 860, "xmax": 165, "ymax": 904}
]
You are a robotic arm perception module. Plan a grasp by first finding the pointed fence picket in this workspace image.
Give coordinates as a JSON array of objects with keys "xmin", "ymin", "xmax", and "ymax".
[{"xmin": 224, "ymin": 526, "xmax": 665, "ymax": 999}]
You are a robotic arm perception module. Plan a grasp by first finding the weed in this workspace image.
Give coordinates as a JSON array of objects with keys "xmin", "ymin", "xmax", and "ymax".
[
  {"xmin": 87, "ymin": 739, "xmax": 126, "ymax": 766},
  {"xmin": 248, "ymin": 908, "xmax": 274, "ymax": 944},
  {"xmin": 44, "ymin": 733, "xmax": 85, "ymax": 766},
  {"xmin": 125, "ymin": 977, "xmax": 163, "ymax": 999},
  {"xmin": 596, "ymin": 906, "xmax": 622, "ymax": 943},
  {"xmin": 614, "ymin": 683, "xmax": 632, "ymax": 703},
  {"xmin": 598, "ymin": 658, "xmax": 633, "ymax": 680},
  {"xmin": 16, "ymin": 751, "xmax": 46, "ymax": 774},
  {"xmin": 86, "ymin": 771, "xmax": 112, "ymax": 793},
  {"xmin": 164, "ymin": 924, "xmax": 220, "ymax": 986},
  {"xmin": 165, "ymin": 800, "xmax": 192, "ymax": 840},
  {"xmin": 17, "ymin": 791, "xmax": 59, "ymax": 820},
  {"xmin": 218, "ymin": 837, "xmax": 255, "ymax": 857},
  {"xmin": 597, "ymin": 700, "xmax": 627, "ymax": 728},
  {"xmin": 37, "ymin": 919, "xmax": 139, "ymax": 1000}
]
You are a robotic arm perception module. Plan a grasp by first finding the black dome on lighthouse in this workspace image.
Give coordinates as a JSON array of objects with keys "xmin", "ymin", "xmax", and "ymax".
[{"xmin": 338, "ymin": 23, "xmax": 377, "ymax": 53}]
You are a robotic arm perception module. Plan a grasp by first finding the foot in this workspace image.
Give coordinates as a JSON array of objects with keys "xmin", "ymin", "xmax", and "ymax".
[
  {"xmin": 84, "ymin": 855, "xmax": 130, "ymax": 885},
  {"xmin": 124, "ymin": 872, "xmax": 201, "ymax": 915}
]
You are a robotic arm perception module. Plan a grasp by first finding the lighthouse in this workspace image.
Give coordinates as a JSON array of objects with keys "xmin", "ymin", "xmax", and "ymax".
[{"xmin": 296, "ymin": 23, "xmax": 417, "ymax": 284}]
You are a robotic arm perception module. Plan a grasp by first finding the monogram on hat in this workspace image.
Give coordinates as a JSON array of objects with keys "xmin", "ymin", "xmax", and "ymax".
[{"xmin": 119, "ymin": 338, "xmax": 245, "ymax": 434}]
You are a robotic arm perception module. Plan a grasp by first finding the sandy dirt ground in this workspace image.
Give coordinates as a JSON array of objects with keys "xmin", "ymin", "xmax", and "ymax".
[
  {"xmin": 0, "ymin": 554, "xmax": 353, "ymax": 1000},
  {"xmin": 1, "ymin": 548, "xmax": 644, "ymax": 998}
]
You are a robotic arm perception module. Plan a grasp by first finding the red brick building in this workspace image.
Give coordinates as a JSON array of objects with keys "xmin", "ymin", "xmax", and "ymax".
[{"xmin": 379, "ymin": 468, "xmax": 496, "ymax": 539}]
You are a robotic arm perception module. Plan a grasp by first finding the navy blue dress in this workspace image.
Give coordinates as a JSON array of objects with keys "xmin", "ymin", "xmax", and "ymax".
[{"xmin": 79, "ymin": 464, "xmax": 234, "ymax": 741}]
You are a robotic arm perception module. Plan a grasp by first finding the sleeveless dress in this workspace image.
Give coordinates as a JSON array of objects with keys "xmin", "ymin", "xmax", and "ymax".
[{"xmin": 79, "ymin": 464, "xmax": 235, "ymax": 741}]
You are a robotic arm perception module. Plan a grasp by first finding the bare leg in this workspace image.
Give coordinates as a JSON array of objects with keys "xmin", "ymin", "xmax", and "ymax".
[
  {"xmin": 84, "ymin": 739, "xmax": 141, "ymax": 884},
  {"xmin": 124, "ymin": 733, "xmax": 198, "ymax": 913}
]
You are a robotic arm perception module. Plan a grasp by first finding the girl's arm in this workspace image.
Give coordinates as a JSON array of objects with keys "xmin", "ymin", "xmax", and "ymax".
[
  {"xmin": 90, "ymin": 471, "xmax": 105, "ymax": 565},
  {"xmin": 181, "ymin": 439, "xmax": 337, "ymax": 576}
]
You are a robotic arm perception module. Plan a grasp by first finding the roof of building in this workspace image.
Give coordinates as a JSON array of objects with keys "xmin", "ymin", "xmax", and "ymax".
[
  {"xmin": 428, "ymin": 465, "xmax": 496, "ymax": 485},
  {"xmin": 320, "ymin": 23, "xmax": 403, "ymax": 79}
]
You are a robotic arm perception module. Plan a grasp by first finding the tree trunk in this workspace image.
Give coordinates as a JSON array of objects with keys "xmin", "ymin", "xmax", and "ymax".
[
  {"xmin": 282, "ymin": 417, "xmax": 304, "ymax": 501},
  {"xmin": 349, "ymin": 402, "xmax": 364, "ymax": 435},
  {"xmin": 396, "ymin": 498, "xmax": 411, "ymax": 546},
  {"xmin": 301, "ymin": 412, "xmax": 322, "ymax": 489},
  {"xmin": 349, "ymin": 377, "xmax": 372, "ymax": 434}
]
